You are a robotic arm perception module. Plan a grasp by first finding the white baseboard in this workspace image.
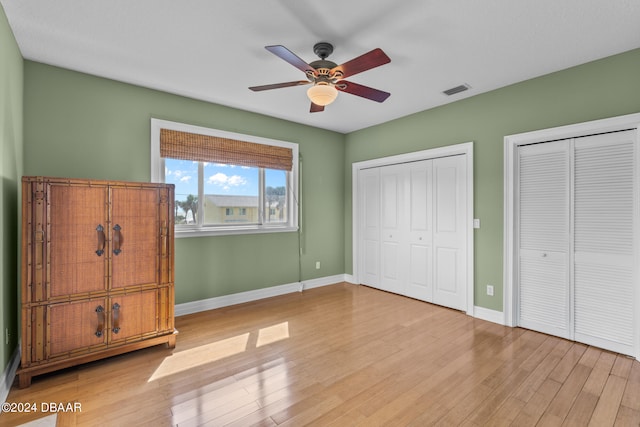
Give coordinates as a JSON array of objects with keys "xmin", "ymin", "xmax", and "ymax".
[
  {"xmin": 1, "ymin": 346, "xmax": 20, "ymax": 403},
  {"xmin": 175, "ymin": 274, "xmax": 348, "ymax": 317},
  {"xmin": 473, "ymin": 306, "xmax": 505, "ymax": 325},
  {"xmin": 343, "ymin": 274, "xmax": 356, "ymax": 284}
]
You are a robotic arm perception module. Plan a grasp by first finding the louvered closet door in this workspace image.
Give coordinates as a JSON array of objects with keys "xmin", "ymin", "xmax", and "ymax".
[
  {"xmin": 573, "ymin": 130, "xmax": 636, "ymax": 355},
  {"xmin": 518, "ymin": 140, "xmax": 571, "ymax": 339}
]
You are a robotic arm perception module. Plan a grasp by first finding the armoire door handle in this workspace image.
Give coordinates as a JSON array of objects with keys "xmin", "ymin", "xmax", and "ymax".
[
  {"xmin": 112, "ymin": 303, "xmax": 121, "ymax": 334},
  {"xmin": 96, "ymin": 225, "xmax": 105, "ymax": 256},
  {"xmin": 113, "ymin": 224, "xmax": 123, "ymax": 255},
  {"xmin": 95, "ymin": 305, "xmax": 105, "ymax": 337}
]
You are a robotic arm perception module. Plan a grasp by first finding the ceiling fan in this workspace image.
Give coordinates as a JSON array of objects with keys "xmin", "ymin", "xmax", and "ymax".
[{"xmin": 249, "ymin": 42, "xmax": 391, "ymax": 113}]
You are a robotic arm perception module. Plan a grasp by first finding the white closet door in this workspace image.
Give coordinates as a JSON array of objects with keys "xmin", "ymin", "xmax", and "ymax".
[
  {"xmin": 359, "ymin": 168, "xmax": 380, "ymax": 288},
  {"xmin": 405, "ymin": 160, "xmax": 434, "ymax": 302},
  {"xmin": 573, "ymin": 130, "xmax": 636, "ymax": 355},
  {"xmin": 518, "ymin": 141, "xmax": 571, "ymax": 339},
  {"xmin": 380, "ymin": 164, "xmax": 406, "ymax": 294},
  {"xmin": 432, "ymin": 155, "xmax": 467, "ymax": 310}
]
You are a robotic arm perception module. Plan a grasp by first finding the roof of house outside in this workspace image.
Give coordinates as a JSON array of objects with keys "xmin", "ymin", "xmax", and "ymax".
[{"xmin": 206, "ymin": 194, "xmax": 258, "ymax": 208}]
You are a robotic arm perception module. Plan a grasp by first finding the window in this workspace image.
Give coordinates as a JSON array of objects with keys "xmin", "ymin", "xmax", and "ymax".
[{"xmin": 151, "ymin": 119, "xmax": 298, "ymax": 237}]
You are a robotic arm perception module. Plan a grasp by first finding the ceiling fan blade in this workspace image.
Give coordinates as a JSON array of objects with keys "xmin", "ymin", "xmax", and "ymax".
[
  {"xmin": 265, "ymin": 45, "xmax": 316, "ymax": 75},
  {"xmin": 337, "ymin": 80, "xmax": 391, "ymax": 102},
  {"xmin": 249, "ymin": 81, "xmax": 311, "ymax": 91},
  {"xmin": 331, "ymin": 48, "xmax": 391, "ymax": 79},
  {"xmin": 310, "ymin": 103, "xmax": 325, "ymax": 113}
]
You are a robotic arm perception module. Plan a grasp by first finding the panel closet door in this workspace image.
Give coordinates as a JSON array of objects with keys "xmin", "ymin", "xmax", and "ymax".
[
  {"xmin": 517, "ymin": 140, "xmax": 571, "ymax": 339},
  {"xmin": 379, "ymin": 163, "xmax": 406, "ymax": 294},
  {"xmin": 405, "ymin": 160, "xmax": 433, "ymax": 302},
  {"xmin": 573, "ymin": 130, "xmax": 636, "ymax": 355},
  {"xmin": 432, "ymin": 155, "xmax": 467, "ymax": 310},
  {"xmin": 359, "ymin": 168, "xmax": 381, "ymax": 288},
  {"xmin": 358, "ymin": 155, "xmax": 468, "ymax": 311}
]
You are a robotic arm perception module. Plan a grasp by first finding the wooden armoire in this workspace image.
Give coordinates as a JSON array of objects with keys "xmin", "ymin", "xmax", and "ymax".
[{"xmin": 18, "ymin": 176, "xmax": 176, "ymax": 388}]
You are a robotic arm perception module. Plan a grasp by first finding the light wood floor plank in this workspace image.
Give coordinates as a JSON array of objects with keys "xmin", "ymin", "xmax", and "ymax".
[{"xmin": 1, "ymin": 283, "xmax": 638, "ymax": 427}]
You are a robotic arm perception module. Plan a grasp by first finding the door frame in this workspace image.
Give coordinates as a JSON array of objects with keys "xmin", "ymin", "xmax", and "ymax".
[
  {"xmin": 503, "ymin": 112, "xmax": 640, "ymax": 360},
  {"xmin": 352, "ymin": 142, "xmax": 475, "ymax": 315}
]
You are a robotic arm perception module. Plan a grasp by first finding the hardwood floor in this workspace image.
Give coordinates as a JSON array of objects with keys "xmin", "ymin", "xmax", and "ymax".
[{"xmin": 2, "ymin": 283, "xmax": 639, "ymax": 426}]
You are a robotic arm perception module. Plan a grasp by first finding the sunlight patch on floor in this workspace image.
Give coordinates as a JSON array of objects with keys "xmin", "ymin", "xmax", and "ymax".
[
  {"xmin": 149, "ymin": 322, "xmax": 291, "ymax": 381},
  {"xmin": 256, "ymin": 322, "xmax": 290, "ymax": 347},
  {"xmin": 148, "ymin": 333, "xmax": 250, "ymax": 381}
]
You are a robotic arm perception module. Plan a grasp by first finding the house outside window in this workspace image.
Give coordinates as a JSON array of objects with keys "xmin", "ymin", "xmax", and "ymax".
[{"xmin": 151, "ymin": 119, "xmax": 298, "ymax": 237}]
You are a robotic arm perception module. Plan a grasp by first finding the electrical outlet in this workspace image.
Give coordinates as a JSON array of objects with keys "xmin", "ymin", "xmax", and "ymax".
[
  {"xmin": 315, "ymin": 261, "xmax": 321, "ymax": 269},
  {"xmin": 487, "ymin": 285, "xmax": 494, "ymax": 296}
]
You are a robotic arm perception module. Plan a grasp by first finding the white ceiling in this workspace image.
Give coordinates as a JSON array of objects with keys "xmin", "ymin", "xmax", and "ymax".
[{"xmin": 2, "ymin": 0, "xmax": 640, "ymax": 134}]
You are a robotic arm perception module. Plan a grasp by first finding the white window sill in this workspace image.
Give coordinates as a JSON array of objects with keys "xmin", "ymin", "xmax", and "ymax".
[{"xmin": 174, "ymin": 225, "xmax": 299, "ymax": 238}]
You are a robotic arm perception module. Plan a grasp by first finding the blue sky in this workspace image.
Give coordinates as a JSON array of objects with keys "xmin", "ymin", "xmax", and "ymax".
[{"xmin": 165, "ymin": 159, "xmax": 286, "ymax": 199}]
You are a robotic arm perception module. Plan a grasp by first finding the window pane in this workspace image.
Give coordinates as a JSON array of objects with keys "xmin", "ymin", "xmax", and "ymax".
[
  {"xmin": 265, "ymin": 169, "xmax": 288, "ymax": 224},
  {"xmin": 203, "ymin": 163, "xmax": 259, "ymax": 225},
  {"xmin": 165, "ymin": 158, "xmax": 199, "ymax": 225}
]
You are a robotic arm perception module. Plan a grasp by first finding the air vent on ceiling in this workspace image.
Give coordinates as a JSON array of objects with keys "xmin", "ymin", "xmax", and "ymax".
[{"xmin": 443, "ymin": 84, "xmax": 471, "ymax": 96}]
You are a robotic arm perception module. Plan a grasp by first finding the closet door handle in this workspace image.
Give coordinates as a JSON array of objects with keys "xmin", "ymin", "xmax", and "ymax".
[
  {"xmin": 112, "ymin": 303, "xmax": 121, "ymax": 334},
  {"xmin": 96, "ymin": 225, "xmax": 105, "ymax": 256},
  {"xmin": 113, "ymin": 224, "xmax": 123, "ymax": 255},
  {"xmin": 95, "ymin": 305, "xmax": 105, "ymax": 337}
]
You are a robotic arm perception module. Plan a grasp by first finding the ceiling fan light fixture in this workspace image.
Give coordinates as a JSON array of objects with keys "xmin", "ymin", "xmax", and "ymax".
[{"xmin": 307, "ymin": 83, "xmax": 338, "ymax": 106}]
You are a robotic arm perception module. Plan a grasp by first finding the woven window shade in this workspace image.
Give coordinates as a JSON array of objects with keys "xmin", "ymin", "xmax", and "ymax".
[{"xmin": 160, "ymin": 129, "xmax": 293, "ymax": 171}]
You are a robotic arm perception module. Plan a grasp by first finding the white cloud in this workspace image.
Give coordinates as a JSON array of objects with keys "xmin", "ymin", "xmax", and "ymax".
[
  {"xmin": 227, "ymin": 175, "xmax": 246, "ymax": 186},
  {"xmin": 207, "ymin": 173, "xmax": 247, "ymax": 190},
  {"xmin": 180, "ymin": 176, "xmax": 192, "ymax": 183}
]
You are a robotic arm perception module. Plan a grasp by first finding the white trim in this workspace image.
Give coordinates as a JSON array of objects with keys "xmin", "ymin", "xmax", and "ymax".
[
  {"xmin": 150, "ymin": 118, "xmax": 299, "ymax": 238},
  {"xmin": 503, "ymin": 112, "xmax": 640, "ymax": 361},
  {"xmin": 351, "ymin": 142, "xmax": 475, "ymax": 316},
  {"xmin": 473, "ymin": 306, "xmax": 505, "ymax": 325},
  {"xmin": 174, "ymin": 274, "xmax": 346, "ymax": 317},
  {"xmin": 1, "ymin": 346, "xmax": 20, "ymax": 403}
]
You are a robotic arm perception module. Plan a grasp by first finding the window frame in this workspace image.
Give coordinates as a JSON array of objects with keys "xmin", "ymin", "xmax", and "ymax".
[{"xmin": 151, "ymin": 118, "xmax": 299, "ymax": 238}]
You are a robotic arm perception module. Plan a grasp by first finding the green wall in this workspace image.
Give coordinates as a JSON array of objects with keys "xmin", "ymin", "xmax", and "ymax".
[
  {"xmin": 0, "ymin": 5, "xmax": 23, "ymax": 376},
  {"xmin": 23, "ymin": 62, "xmax": 346, "ymax": 304},
  {"xmin": 345, "ymin": 48, "xmax": 640, "ymax": 311},
  {"xmin": 5, "ymin": 15, "xmax": 640, "ymax": 381}
]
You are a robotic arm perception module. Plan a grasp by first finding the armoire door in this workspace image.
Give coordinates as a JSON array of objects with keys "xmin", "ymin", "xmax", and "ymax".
[
  {"xmin": 110, "ymin": 186, "xmax": 161, "ymax": 290},
  {"xmin": 108, "ymin": 289, "xmax": 161, "ymax": 344},
  {"xmin": 48, "ymin": 183, "xmax": 109, "ymax": 300},
  {"xmin": 46, "ymin": 298, "xmax": 109, "ymax": 360}
]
